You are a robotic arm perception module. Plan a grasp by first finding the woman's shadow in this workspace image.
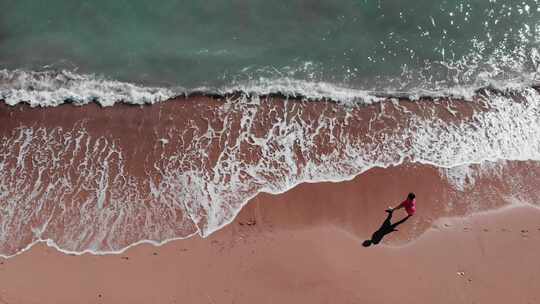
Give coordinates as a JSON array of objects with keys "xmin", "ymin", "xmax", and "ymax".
[{"xmin": 362, "ymin": 210, "xmax": 410, "ymax": 247}]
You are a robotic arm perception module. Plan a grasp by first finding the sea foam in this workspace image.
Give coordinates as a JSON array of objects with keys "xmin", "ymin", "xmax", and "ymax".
[
  {"xmin": 0, "ymin": 69, "xmax": 174, "ymax": 107},
  {"xmin": 2, "ymin": 87, "xmax": 540, "ymax": 256},
  {"xmin": 1, "ymin": 68, "xmax": 538, "ymax": 108}
]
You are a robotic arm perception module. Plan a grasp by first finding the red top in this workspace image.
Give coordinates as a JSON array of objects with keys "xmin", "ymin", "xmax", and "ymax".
[{"xmin": 400, "ymin": 199, "xmax": 416, "ymax": 216}]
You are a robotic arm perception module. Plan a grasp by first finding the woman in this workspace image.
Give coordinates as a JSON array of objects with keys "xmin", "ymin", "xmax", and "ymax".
[{"xmin": 387, "ymin": 192, "xmax": 416, "ymax": 217}]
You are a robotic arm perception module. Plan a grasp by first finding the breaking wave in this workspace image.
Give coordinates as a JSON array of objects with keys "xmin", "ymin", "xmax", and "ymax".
[{"xmin": 1, "ymin": 68, "xmax": 539, "ymax": 108}]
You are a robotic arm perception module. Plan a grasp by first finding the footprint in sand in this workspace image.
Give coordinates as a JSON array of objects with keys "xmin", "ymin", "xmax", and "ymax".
[
  {"xmin": 239, "ymin": 219, "xmax": 256, "ymax": 226},
  {"xmin": 457, "ymin": 272, "xmax": 473, "ymax": 283}
]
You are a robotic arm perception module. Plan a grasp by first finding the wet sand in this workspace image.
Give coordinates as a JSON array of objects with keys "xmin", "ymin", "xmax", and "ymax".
[
  {"xmin": 2, "ymin": 95, "xmax": 539, "ymax": 254},
  {"xmin": 0, "ymin": 178, "xmax": 539, "ymax": 304},
  {"xmin": 1, "ymin": 95, "xmax": 540, "ymax": 303}
]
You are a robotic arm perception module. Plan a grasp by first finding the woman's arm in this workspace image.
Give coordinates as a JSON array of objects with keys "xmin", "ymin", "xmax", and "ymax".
[{"xmin": 388, "ymin": 202, "xmax": 404, "ymax": 211}]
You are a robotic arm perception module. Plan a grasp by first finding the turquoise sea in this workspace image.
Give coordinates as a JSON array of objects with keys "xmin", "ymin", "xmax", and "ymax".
[{"xmin": 0, "ymin": 0, "xmax": 538, "ymax": 103}]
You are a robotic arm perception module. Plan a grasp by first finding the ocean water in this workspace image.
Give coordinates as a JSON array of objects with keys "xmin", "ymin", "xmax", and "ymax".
[
  {"xmin": 0, "ymin": 0, "xmax": 539, "ymax": 104},
  {"xmin": 1, "ymin": 1, "xmax": 540, "ymax": 256}
]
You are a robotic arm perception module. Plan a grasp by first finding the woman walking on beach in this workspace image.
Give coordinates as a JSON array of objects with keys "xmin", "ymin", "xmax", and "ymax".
[
  {"xmin": 387, "ymin": 192, "xmax": 416, "ymax": 218},
  {"xmin": 362, "ymin": 192, "xmax": 417, "ymax": 247}
]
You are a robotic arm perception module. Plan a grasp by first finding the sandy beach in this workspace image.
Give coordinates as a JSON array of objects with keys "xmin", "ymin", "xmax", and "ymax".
[
  {"xmin": 1, "ymin": 95, "xmax": 540, "ymax": 303},
  {"xmin": 0, "ymin": 180, "xmax": 539, "ymax": 304}
]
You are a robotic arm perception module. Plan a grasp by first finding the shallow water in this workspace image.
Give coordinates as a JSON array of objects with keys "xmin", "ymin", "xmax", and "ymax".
[{"xmin": 2, "ymin": 91, "xmax": 540, "ymax": 256}]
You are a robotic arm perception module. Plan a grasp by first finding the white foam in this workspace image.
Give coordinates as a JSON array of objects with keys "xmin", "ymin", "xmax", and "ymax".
[
  {"xmin": 440, "ymin": 161, "xmax": 506, "ymax": 191},
  {"xmin": 0, "ymin": 69, "xmax": 174, "ymax": 107},
  {"xmin": 1, "ymin": 68, "xmax": 538, "ymax": 109},
  {"xmin": 221, "ymin": 76, "xmax": 537, "ymax": 104},
  {"xmin": 2, "ymin": 71, "xmax": 540, "ymax": 257},
  {"xmin": 220, "ymin": 77, "xmax": 386, "ymax": 103}
]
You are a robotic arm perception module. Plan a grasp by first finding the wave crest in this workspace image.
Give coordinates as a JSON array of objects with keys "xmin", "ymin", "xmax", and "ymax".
[
  {"xmin": 0, "ymin": 69, "xmax": 174, "ymax": 107},
  {"xmin": 1, "ymin": 69, "xmax": 539, "ymax": 108}
]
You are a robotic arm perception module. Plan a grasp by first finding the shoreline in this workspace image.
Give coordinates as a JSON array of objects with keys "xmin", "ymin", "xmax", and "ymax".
[
  {"xmin": 1, "ymin": 164, "xmax": 539, "ymax": 259},
  {"xmin": 1, "ymin": 198, "xmax": 539, "ymax": 303},
  {"xmin": 2, "ymin": 95, "xmax": 540, "ymax": 255}
]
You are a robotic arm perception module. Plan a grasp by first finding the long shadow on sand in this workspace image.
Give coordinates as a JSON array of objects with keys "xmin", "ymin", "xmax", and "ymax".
[{"xmin": 363, "ymin": 210, "xmax": 410, "ymax": 247}]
